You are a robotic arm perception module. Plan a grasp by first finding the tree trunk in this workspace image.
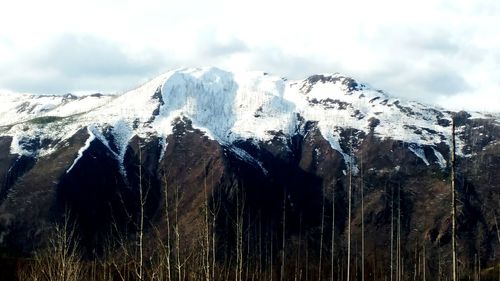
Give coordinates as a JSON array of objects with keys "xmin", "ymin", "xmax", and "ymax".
[
  {"xmin": 163, "ymin": 174, "xmax": 172, "ymax": 281},
  {"xmin": 137, "ymin": 141, "xmax": 144, "ymax": 281},
  {"xmin": 281, "ymin": 190, "xmax": 286, "ymax": 281},
  {"xmin": 391, "ymin": 183, "xmax": 394, "ymax": 281},
  {"xmin": 319, "ymin": 185, "xmax": 325, "ymax": 280},
  {"xmin": 361, "ymin": 157, "xmax": 365, "ymax": 281},
  {"xmin": 347, "ymin": 141, "xmax": 352, "ymax": 281},
  {"xmin": 451, "ymin": 117, "xmax": 457, "ymax": 281},
  {"xmin": 331, "ymin": 184, "xmax": 335, "ymax": 281}
]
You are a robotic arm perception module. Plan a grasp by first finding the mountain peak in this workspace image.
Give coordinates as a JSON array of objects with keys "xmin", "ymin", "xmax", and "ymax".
[
  {"xmin": 1, "ymin": 68, "xmax": 498, "ymax": 281},
  {"xmin": 301, "ymin": 73, "xmax": 364, "ymax": 93},
  {"xmin": 0, "ymin": 67, "xmax": 497, "ymax": 165}
]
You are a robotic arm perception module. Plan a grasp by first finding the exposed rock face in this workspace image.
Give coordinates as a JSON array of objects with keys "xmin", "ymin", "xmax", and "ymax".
[{"xmin": 0, "ymin": 67, "xmax": 498, "ymax": 278}]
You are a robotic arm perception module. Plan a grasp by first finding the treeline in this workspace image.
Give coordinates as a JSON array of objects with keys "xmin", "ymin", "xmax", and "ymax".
[{"xmin": 12, "ymin": 175, "xmax": 498, "ymax": 281}]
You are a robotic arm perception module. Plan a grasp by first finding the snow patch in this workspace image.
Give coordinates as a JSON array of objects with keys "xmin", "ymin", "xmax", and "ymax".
[
  {"xmin": 158, "ymin": 137, "xmax": 168, "ymax": 163},
  {"xmin": 154, "ymin": 67, "xmax": 296, "ymax": 144},
  {"xmin": 408, "ymin": 144, "xmax": 430, "ymax": 166},
  {"xmin": 111, "ymin": 120, "xmax": 135, "ymax": 178},
  {"xmin": 90, "ymin": 126, "xmax": 114, "ymax": 154},
  {"xmin": 9, "ymin": 135, "xmax": 31, "ymax": 156},
  {"xmin": 320, "ymin": 131, "xmax": 359, "ymax": 175},
  {"xmin": 7, "ymin": 155, "xmax": 22, "ymax": 174},
  {"xmin": 432, "ymin": 147, "xmax": 447, "ymax": 169},
  {"xmin": 229, "ymin": 146, "xmax": 268, "ymax": 175},
  {"xmin": 66, "ymin": 126, "xmax": 96, "ymax": 173}
]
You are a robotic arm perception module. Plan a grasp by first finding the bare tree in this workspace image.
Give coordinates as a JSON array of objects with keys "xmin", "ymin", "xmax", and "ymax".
[
  {"xmin": 201, "ymin": 170, "xmax": 212, "ymax": 281},
  {"xmin": 259, "ymin": 211, "xmax": 264, "ymax": 281},
  {"xmin": 331, "ymin": 182, "xmax": 335, "ymax": 281},
  {"xmin": 162, "ymin": 173, "xmax": 173, "ymax": 281},
  {"xmin": 347, "ymin": 139, "xmax": 353, "ymax": 281},
  {"xmin": 397, "ymin": 183, "xmax": 401, "ymax": 281},
  {"xmin": 361, "ymin": 156, "xmax": 365, "ymax": 281},
  {"xmin": 319, "ymin": 184, "xmax": 325, "ymax": 280},
  {"xmin": 136, "ymin": 140, "xmax": 145, "ymax": 281},
  {"xmin": 234, "ymin": 183, "xmax": 245, "ymax": 281},
  {"xmin": 270, "ymin": 223, "xmax": 274, "ymax": 281},
  {"xmin": 391, "ymin": 182, "xmax": 394, "ymax": 281},
  {"xmin": 281, "ymin": 189, "xmax": 287, "ymax": 281},
  {"xmin": 438, "ymin": 247, "xmax": 442, "ymax": 281},
  {"xmin": 174, "ymin": 184, "xmax": 183, "ymax": 281},
  {"xmin": 46, "ymin": 213, "xmax": 83, "ymax": 281},
  {"xmin": 494, "ymin": 212, "xmax": 500, "ymax": 244},
  {"xmin": 422, "ymin": 241, "xmax": 426, "ymax": 281},
  {"xmin": 109, "ymin": 141, "xmax": 150, "ymax": 281},
  {"xmin": 210, "ymin": 177, "xmax": 221, "ymax": 281},
  {"xmin": 451, "ymin": 118, "xmax": 458, "ymax": 281},
  {"xmin": 296, "ymin": 214, "xmax": 303, "ymax": 281},
  {"xmin": 245, "ymin": 212, "xmax": 252, "ymax": 281},
  {"xmin": 19, "ymin": 213, "xmax": 83, "ymax": 281}
]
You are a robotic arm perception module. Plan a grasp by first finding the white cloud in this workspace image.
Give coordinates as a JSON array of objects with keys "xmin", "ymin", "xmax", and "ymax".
[{"xmin": 0, "ymin": 0, "xmax": 499, "ymax": 111}]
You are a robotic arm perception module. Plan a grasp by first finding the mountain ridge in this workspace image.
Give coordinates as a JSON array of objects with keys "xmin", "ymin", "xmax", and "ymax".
[
  {"xmin": 1, "ymin": 67, "xmax": 497, "ymax": 168},
  {"xmin": 0, "ymin": 67, "xmax": 499, "ymax": 280}
]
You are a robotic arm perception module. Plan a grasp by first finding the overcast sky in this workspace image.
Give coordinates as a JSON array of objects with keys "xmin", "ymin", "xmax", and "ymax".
[{"xmin": 1, "ymin": 0, "xmax": 499, "ymax": 112}]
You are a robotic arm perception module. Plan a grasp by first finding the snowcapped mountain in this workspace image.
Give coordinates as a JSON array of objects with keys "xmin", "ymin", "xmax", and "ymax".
[
  {"xmin": 0, "ymin": 67, "xmax": 499, "ymax": 275},
  {"xmin": 2, "ymin": 67, "xmax": 495, "ymax": 168}
]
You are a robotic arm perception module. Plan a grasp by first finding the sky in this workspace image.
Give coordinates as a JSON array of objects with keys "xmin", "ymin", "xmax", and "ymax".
[{"xmin": 0, "ymin": 0, "xmax": 499, "ymax": 112}]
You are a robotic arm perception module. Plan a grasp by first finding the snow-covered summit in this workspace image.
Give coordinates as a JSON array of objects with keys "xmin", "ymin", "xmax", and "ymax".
[{"xmin": 0, "ymin": 67, "xmax": 496, "ymax": 164}]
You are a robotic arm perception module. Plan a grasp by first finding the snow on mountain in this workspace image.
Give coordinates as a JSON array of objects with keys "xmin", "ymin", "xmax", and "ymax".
[
  {"xmin": 0, "ymin": 67, "xmax": 497, "ymax": 168},
  {"xmin": 287, "ymin": 74, "xmax": 453, "ymax": 161},
  {"xmin": 66, "ymin": 125, "xmax": 96, "ymax": 173},
  {"xmin": 0, "ymin": 92, "xmax": 113, "ymax": 127},
  {"xmin": 154, "ymin": 68, "xmax": 296, "ymax": 142}
]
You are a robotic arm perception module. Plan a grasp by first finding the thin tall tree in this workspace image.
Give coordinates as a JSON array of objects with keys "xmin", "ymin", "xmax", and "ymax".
[
  {"xmin": 319, "ymin": 184, "xmax": 325, "ymax": 280},
  {"xmin": 174, "ymin": 184, "xmax": 183, "ymax": 281},
  {"xmin": 451, "ymin": 117, "xmax": 458, "ymax": 281},
  {"xmin": 296, "ymin": 213, "xmax": 303, "ymax": 281},
  {"xmin": 391, "ymin": 182, "xmax": 394, "ymax": 281},
  {"xmin": 422, "ymin": 242, "xmax": 426, "ymax": 281},
  {"xmin": 163, "ymin": 173, "xmax": 172, "ymax": 281},
  {"xmin": 331, "ymin": 182, "xmax": 335, "ymax": 281},
  {"xmin": 397, "ymin": 182, "xmax": 401, "ymax": 281},
  {"xmin": 136, "ymin": 140, "xmax": 145, "ymax": 281},
  {"xmin": 347, "ymin": 137, "xmax": 353, "ymax": 281},
  {"xmin": 494, "ymin": 212, "xmax": 500, "ymax": 243},
  {"xmin": 235, "ymin": 183, "xmax": 245, "ymax": 281},
  {"xmin": 210, "ymin": 177, "xmax": 221, "ymax": 281},
  {"xmin": 203, "ymin": 170, "xmax": 212, "ymax": 281},
  {"xmin": 361, "ymin": 156, "xmax": 365, "ymax": 281},
  {"xmin": 281, "ymin": 189, "xmax": 286, "ymax": 281}
]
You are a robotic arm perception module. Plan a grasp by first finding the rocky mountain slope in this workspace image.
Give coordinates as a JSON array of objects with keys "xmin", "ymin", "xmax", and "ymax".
[{"xmin": 0, "ymin": 67, "xmax": 498, "ymax": 280}]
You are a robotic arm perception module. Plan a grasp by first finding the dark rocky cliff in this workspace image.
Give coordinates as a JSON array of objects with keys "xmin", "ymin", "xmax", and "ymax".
[{"xmin": 0, "ymin": 114, "xmax": 498, "ymax": 280}]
